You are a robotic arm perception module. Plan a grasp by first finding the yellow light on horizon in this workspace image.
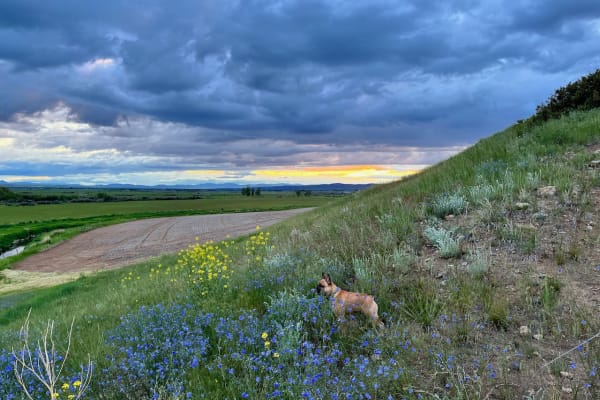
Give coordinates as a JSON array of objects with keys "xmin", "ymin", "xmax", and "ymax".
[{"xmin": 252, "ymin": 165, "xmax": 422, "ymax": 183}]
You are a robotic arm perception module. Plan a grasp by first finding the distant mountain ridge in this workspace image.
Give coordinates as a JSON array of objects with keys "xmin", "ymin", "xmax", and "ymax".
[{"xmin": 0, "ymin": 180, "xmax": 372, "ymax": 191}]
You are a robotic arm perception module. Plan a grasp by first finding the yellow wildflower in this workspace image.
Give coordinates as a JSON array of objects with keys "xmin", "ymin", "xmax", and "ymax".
[
  {"xmin": 73, "ymin": 380, "xmax": 82, "ymax": 388},
  {"xmin": 62, "ymin": 383, "xmax": 70, "ymax": 390},
  {"xmin": 261, "ymin": 332, "xmax": 268, "ymax": 340}
]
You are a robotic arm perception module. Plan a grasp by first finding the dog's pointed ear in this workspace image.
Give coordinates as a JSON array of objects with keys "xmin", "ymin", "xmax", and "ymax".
[
  {"xmin": 322, "ymin": 272, "xmax": 327, "ymax": 279},
  {"xmin": 326, "ymin": 273, "xmax": 332, "ymax": 284}
]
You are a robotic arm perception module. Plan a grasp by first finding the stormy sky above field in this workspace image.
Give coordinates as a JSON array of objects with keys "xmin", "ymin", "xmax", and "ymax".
[{"xmin": 1, "ymin": 0, "xmax": 599, "ymax": 185}]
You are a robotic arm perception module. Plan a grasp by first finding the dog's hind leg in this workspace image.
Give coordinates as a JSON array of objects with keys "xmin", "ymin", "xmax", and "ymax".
[{"xmin": 366, "ymin": 302, "xmax": 385, "ymax": 330}]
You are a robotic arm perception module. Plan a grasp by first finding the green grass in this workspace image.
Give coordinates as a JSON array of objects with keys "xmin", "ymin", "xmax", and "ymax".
[
  {"xmin": 0, "ymin": 195, "xmax": 329, "ymax": 225},
  {"xmin": 2, "ymin": 108, "xmax": 600, "ymax": 398},
  {"xmin": 8, "ymin": 187, "xmax": 205, "ymax": 201}
]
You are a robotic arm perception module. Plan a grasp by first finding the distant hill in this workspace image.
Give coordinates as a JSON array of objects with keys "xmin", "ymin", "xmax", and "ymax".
[{"xmin": 0, "ymin": 181, "xmax": 372, "ymax": 192}]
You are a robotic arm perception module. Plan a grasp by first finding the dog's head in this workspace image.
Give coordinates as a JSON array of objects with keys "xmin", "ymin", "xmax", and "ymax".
[{"xmin": 316, "ymin": 272, "xmax": 334, "ymax": 296}]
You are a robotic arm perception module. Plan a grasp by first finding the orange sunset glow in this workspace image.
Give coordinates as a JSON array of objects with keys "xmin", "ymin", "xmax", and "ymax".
[{"xmin": 252, "ymin": 165, "xmax": 422, "ymax": 184}]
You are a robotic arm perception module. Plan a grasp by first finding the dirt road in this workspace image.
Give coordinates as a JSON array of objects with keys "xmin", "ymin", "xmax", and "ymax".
[{"xmin": 14, "ymin": 209, "xmax": 312, "ymax": 273}]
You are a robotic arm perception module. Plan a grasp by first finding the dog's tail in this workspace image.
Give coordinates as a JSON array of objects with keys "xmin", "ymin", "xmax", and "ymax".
[{"xmin": 375, "ymin": 317, "xmax": 385, "ymax": 330}]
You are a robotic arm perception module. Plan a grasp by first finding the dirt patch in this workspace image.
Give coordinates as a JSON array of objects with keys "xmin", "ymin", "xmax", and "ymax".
[{"xmin": 12, "ymin": 209, "xmax": 312, "ymax": 273}]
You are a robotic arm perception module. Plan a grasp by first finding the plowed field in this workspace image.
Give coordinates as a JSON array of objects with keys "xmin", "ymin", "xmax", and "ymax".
[{"xmin": 14, "ymin": 209, "xmax": 311, "ymax": 273}]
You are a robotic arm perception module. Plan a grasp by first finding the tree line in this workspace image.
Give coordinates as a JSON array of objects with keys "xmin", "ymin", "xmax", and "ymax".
[
  {"xmin": 532, "ymin": 68, "xmax": 600, "ymax": 123},
  {"xmin": 241, "ymin": 186, "xmax": 261, "ymax": 196}
]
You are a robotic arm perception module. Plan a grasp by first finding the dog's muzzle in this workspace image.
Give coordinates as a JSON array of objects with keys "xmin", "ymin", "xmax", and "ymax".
[{"xmin": 316, "ymin": 284, "xmax": 323, "ymax": 294}]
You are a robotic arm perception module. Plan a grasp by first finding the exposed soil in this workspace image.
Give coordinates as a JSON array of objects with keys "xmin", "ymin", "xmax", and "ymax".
[{"xmin": 13, "ymin": 209, "xmax": 312, "ymax": 273}]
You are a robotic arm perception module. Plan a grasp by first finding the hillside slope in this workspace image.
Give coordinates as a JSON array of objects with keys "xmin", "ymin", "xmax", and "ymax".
[
  {"xmin": 0, "ymin": 109, "xmax": 599, "ymax": 399},
  {"xmin": 267, "ymin": 108, "xmax": 600, "ymax": 397}
]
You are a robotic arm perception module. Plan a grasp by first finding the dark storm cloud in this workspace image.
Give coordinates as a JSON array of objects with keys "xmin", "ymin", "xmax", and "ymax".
[
  {"xmin": 508, "ymin": 0, "xmax": 600, "ymax": 33},
  {"xmin": 1, "ymin": 0, "xmax": 599, "ymax": 159}
]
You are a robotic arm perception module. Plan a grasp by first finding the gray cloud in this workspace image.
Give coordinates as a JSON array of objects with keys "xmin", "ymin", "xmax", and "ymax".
[{"xmin": 0, "ymin": 0, "xmax": 599, "ymax": 183}]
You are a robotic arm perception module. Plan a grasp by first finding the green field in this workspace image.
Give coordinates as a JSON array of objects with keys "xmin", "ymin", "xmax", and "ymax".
[
  {"xmin": 6, "ymin": 187, "xmax": 206, "ymax": 202},
  {"xmin": 0, "ymin": 194, "xmax": 329, "ymax": 225}
]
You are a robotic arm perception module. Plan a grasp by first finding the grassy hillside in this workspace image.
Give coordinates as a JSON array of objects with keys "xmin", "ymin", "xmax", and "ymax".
[{"xmin": 1, "ymin": 109, "xmax": 599, "ymax": 399}]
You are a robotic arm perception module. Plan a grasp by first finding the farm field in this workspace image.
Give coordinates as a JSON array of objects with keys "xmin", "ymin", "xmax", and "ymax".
[
  {"xmin": 13, "ymin": 208, "xmax": 313, "ymax": 273},
  {"xmin": 0, "ymin": 193, "xmax": 335, "ymax": 267},
  {"xmin": 0, "ymin": 193, "xmax": 333, "ymax": 225},
  {"xmin": 4, "ymin": 187, "xmax": 206, "ymax": 203},
  {"xmin": 1, "ymin": 108, "xmax": 600, "ymax": 398}
]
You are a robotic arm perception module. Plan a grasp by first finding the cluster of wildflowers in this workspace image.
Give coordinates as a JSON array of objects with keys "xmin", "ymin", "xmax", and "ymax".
[
  {"xmin": 100, "ymin": 303, "xmax": 212, "ymax": 399},
  {"xmin": 55, "ymin": 380, "xmax": 85, "ymax": 400},
  {"xmin": 175, "ymin": 238, "xmax": 233, "ymax": 296},
  {"xmin": 203, "ymin": 306, "xmax": 411, "ymax": 399},
  {"xmin": 121, "ymin": 237, "xmax": 234, "ymax": 296},
  {"xmin": 120, "ymin": 270, "xmax": 140, "ymax": 284},
  {"xmin": 245, "ymin": 226, "xmax": 272, "ymax": 268}
]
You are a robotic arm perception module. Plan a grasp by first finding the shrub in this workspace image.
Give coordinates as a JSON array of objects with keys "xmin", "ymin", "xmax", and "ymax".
[
  {"xmin": 533, "ymin": 68, "xmax": 600, "ymax": 122},
  {"xmin": 390, "ymin": 246, "xmax": 415, "ymax": 275},
  {"xmin": 467, "ymin": 251, "xmax": 489, "ymax": 278},
  {"xmin": 352, "ymin": 257, "xmax": 376, "ymax": 292},
  {"xmin": 428, "ymin": 193, "xmax": 467, "ymax": 218},
  {"xmin": 265, "ymin": 289, "xmax": 334, "ymax": 344},
  {"xmin": 468, "ymin": 183, "xmax": 497, "ymax": 205},
  {"xmin": 424, "ymin": 226, "xmax": 462, "ymax": 258},
  {"xmin": 475, "ymin": 160, "xmax": 508, "ymax": 178}
]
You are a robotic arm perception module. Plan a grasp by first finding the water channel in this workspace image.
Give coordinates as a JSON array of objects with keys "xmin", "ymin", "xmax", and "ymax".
[{"xmin": 0, "ymin": 246, "xmax": 25, "ymax": 260}]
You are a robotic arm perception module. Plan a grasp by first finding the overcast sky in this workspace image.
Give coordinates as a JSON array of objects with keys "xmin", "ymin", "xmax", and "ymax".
[{"xmin": 1, "ymin": 0, "xmax": 599, "ymax": 185}]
